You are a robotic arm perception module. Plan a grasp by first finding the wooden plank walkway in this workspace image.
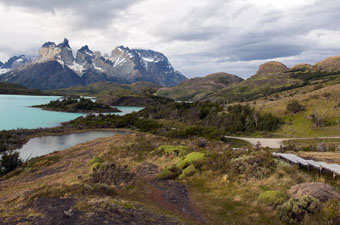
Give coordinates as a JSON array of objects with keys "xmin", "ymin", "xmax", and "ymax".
[{"xmin": 273, "ymin": 153, "xmax": 340, "ymax": 178}]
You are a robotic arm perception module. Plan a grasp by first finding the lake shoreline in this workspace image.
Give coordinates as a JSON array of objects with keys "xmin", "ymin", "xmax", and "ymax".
[
  {"xmin": 0, "ymin": 126, "xmax": 134, "ymax": 154},
  {"xmin": 16, "ymin": 130, "xmax": 129, "ymax": 160}
]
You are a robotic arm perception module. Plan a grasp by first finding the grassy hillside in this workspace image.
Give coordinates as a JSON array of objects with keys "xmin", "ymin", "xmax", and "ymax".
[
  {"xmin": 1, "ymin": 133, "xmax": 340, "ymax": 224},
  {"xmin": 0, "ymin": 82, "xmax": 49, "ymax": 95},
  {"xmin": 155, "ymin": 72, "xmax": 243, "ymax": 101},
  {"xmin": 206, "ymin": 62, "xmax": 304, "ymax": 103},
  {"xmin": 250, "ymin": 75, "xmax": 340, "ymax": 137}
]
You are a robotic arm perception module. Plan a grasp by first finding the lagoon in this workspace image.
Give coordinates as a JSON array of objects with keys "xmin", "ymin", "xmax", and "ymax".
[
  {"xmin": 0, "ymin": 94, "xmax": 143, "ymax": 130},
  {"xmin": 17, "ymin": 130, "xmax": 125, "ymax": 160}
]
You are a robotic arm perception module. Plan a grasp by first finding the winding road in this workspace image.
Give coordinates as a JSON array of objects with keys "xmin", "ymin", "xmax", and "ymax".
[{"xmin": 224, "ymin": 136, "xmax": 340, "ymax": 149}]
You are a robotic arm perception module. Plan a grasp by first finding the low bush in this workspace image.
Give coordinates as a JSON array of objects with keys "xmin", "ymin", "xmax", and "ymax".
[
  {"xmin": 91, "ymin": 155, "xmax": 104, "ymax": 165},
  {"xmin": 231, "ymin": 151, "xmax": 276, "ymax": 179},
  {"xmin": 286, "ymin": 100, "xmax": 305, "ymax": 114},
  {"xmin": 278, "ymin": 195, "xmax": 320, "ymax": 224},
  {"xmin": 0, "ymin": 151, "xmax": 22, "ymax": 176},
  {"xmin": 321, "ymin": 199, "xmax": 340, "ymax": 224}
]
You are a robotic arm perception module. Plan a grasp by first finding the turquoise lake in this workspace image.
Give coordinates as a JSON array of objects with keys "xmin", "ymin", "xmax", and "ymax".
[{"xmin": 0, "ymin": 94, "xmax": 143, "ymax": 131}]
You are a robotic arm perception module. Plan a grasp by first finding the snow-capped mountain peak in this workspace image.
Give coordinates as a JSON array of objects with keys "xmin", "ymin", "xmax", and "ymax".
[
  {"xmin": 0, "ymin": 55, "xmax": 36, "ymax": 71},
  {"xmin": 0, "ymin": 38, "xmax": 187, "ymax": 89}
]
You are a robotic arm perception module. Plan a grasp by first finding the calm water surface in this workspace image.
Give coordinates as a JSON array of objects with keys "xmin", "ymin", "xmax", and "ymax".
[
  {"xmin": 18, "ymin": 131, "xmax": 125, "ymax": 160},
  {"xmin": 0, "ymin": 94, "xmax": 143, "ymax": 130}
]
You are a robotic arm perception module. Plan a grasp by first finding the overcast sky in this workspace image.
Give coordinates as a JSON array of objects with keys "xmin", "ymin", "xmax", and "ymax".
[{"xmin": 0, "ymin": 0, "xmax": 340, "ymax": 78}]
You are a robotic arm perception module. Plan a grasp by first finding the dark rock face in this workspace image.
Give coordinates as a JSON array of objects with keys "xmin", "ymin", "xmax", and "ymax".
[
  {"xmin": 76, "ymin": 45, "xmax": 94, "ymax": 64},
  {"xmin": 1, "ymin": 61, "xmax": 82, "ymax": 90},
  {"xmin": 56, "ymin": 38, "xmax": 71, "ymax": 49},
  {"xmin": 42, "ymin": 42, "xmax": 56, "ymax": 48},
  {"xmin": 108, "ymin": 46, "xmax": 187, "ymax": 86}
]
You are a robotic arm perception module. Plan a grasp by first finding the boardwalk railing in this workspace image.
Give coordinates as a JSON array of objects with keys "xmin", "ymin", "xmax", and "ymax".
[{"xmin": 273, "ymin": 153, "xmax": 340, "ymax": 178}]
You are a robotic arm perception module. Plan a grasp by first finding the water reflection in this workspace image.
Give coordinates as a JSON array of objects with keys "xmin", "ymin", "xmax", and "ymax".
[{"xmin": 17, "ymin": 131, "xmax": 126, "ymax": 160}]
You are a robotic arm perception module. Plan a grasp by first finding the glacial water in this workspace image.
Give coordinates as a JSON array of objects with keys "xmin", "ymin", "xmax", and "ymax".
[{"xmin": 0, "ymin": 94, "xmax": 143, "ymax": 131}]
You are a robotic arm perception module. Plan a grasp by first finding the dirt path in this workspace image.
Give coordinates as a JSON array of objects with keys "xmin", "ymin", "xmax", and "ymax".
[
  {"xmin": 225, "ymin": 136, "xmax": 340, "ymax": 149},
  {"xmin": 136, "ymin": 163, "xmax": 206, "ymax": 224}
]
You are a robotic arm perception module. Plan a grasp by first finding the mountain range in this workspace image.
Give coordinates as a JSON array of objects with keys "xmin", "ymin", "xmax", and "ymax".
[{"xmin": 0, "ymin": 39, "xmax": 187, "ymax": 90}]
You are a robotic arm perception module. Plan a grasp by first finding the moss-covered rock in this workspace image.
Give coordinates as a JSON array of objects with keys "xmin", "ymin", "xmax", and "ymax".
[
  {"xmin": 179, "ymin": 164, "xmax": 198, "ymax": 179},
  {"xmin": 158, "ymin": 168, "xmax": 177, "ymax": 180},
  {"xmin": 176, "ymin": 152, "xmax": 205, "ymax": 170},
  {"xmin": 158, "ymin": 145, "xmax": 188, "ymax": 157}
]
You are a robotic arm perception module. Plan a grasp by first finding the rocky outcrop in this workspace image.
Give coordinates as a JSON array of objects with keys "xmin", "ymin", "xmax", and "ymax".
[
  {"xmin": 254, "ymin": 61, "xmax": 288, "ymax": 76},
  {"xmin": 289, "ymin": 182, "xmax": 340, "ymax": 202},
  {"xmin": 35, "ymin": 38, "xmax": 74, "ymax": 65},
  {"xmin": 314, "ymin": 55, "xmax": 340, "ymax": 72},
  {"xmin": 289, "ymin": 63, "xmax": 313, "ymax": 72}
]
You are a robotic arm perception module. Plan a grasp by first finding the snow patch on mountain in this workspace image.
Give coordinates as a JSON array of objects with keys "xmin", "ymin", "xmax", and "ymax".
[
  {"xmin": 67, "ymin": 62, "xmax": 85, "ymax": 75},
  {"xmin": 0, "ymin": 68, "xmax": 10, "ymax": 74}
]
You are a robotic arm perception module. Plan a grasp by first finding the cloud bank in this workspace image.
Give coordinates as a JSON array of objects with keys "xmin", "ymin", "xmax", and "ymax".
[{"xmin": 0, "ymin": 0, "xmax": 340, "ymax": 78}]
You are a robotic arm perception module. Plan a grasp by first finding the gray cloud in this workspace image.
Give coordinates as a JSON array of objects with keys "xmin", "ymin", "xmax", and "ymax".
[
  {"xmin": 0, "ymin": 0, "xmax": 142, "ymax": 27},
  {"xmin": 1, "ymin": 0, "xmax": 340, "ymax": 78}
]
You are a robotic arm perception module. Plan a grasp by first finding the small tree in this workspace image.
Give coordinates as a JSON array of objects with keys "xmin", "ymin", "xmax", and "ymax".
[
  {"xmin": 0, "ymin": 151, "xmax": 22, "ymax": 175},
  {"xmin": 286, "ymin": 100, "xmax": 305, "ymax": 114},
  {"xmin": 310, "ymin": 110, "xmax": 326, "ymax": 128}
]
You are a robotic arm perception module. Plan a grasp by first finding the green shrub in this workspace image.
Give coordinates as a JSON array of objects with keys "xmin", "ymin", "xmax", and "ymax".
[
  {"xmin": 158, "ymin": 168, "xmax": 177, "ymax": 180},
  {"xmin": 321, "ymin": 199, "xmax": 340, "ymax": 224},
  {"xmin": 89, "ymin": 162, "xmax": 102, "ymax": 173},
  {"xmin": 278, "ymin": 195, "xmax": 320, "ymax": 224},
  {"xmin": 258, "ymin": 190, "xmax": 286, "ymax": 207},
  {"xmin": 231, "ymin": 151, "xmax": 276, "ymax": 179},
  {"xmin": 179, "ymin": 164, "xmax": 198, "ymax": 179},
  {"xmin": 123, "ymin": 202, "xmax": 134, "ymax": 209},
  {"xmin": 176, "ymin": 152, "xmax": 205, "ymax": 170},
  {"xmin": 158, "ymin": 145, "xmax": 188, "ymax": 156},
  {"xmin": 286, "ymin": 100, "xmax": 305, "ymax": 114},
  {"xmin": 0, "ymin": 151, "xmax": 22, "ymax": 176},
  {"xmin": 91, "ymin": 155, "xmax": 104, "ymax": 165}
]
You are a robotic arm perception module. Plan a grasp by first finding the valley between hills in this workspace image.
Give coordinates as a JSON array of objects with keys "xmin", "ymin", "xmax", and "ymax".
[{"xmin": 2, "ymin": 44, "xmax": 340, "ymax": 224}]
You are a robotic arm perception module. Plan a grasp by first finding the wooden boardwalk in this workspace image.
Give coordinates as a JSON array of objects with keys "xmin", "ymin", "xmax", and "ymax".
[{"xmin": 273, "ymin": 153, "xmax": 340, "ymax": 178}]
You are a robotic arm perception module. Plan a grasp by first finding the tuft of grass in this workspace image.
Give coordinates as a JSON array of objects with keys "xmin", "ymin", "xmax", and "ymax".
[
  {"xmin": 91, "ymin": 155, "xmax": 104, "ymax": 165},
  {"xmin": 258, "ymin": 190, "xmax": 286, "ymax": 207}
]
